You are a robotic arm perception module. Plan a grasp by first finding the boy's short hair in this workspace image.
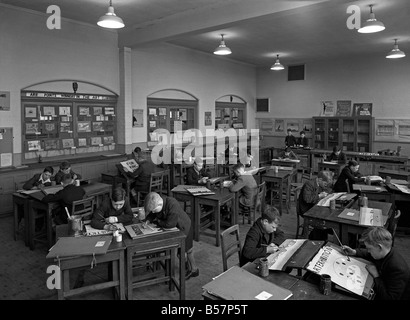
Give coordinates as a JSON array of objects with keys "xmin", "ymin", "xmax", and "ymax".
[
  {"xmin": 111, "ymin": 187, "xmax": 126, "ymax": 202},
  {"xmin": 348, "ymin": 160, "xmax": 359, "ymax": 167},
  {"xmin": 60, "ymin": 161, "xmax": 71, "ymax": 170},
  {"xmin": 333, "ymin": 146, "xmax": 341, "ymax": 153},
  {"xmin": 133, "ymin": 146, "xmax": 142, "ymax": 154},
  {"xmin": 44, "ymin": 166, "xmax": 54, "ymax": 175},
  {"xmin": 300, "ymin": 131, "xmax": 305, "ymax": 135},
  {"xmin": 360, "ymin": 227, "xmax": 392, "ymax": 248},
  {"xmin": 287, "ymin": 129, "xmax": 292, "ymax": 133},
  {"xmin": 62, "ymin": 173, "xmax": 73, "ymax": 184},
  {"xmin": 317, "ymin": 170, "xmax": 333, "ymax": 183},
  {"xmin": 144, "ymin": 192, "xmax": 162, "ymax": 214},
  {"xmin": 261, "ymin": 205, "xmax": 280, "ymax": 223}
]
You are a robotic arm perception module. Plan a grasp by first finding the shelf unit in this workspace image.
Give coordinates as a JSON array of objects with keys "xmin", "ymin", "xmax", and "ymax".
[{"xmin": 312, "ymin": 116, "xmax": 374, "ymax": 152}]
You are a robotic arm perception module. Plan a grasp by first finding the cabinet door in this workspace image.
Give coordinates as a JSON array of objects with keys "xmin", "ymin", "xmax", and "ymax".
[
  {"xmin": 341, "ymin": 119, "xmax": 355, "ymax": 151},
  {"xmin": 357, "ymin": 119, "xmax": 371, "ymax": 152},
  {"xmin": 313, "ymin": 118, "xmax": 326, "ymax": 149},
  {"xmin": 327, "ymin": 119, "xmax": 340, "ymax": 150}
]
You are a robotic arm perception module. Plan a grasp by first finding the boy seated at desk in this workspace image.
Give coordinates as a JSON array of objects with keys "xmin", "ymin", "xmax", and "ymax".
[
  {"xmin": 326, "ymin": 146, "xmax": 347, "ymax": 164},
  {"xmin": 285, "ymin": 128, "xmax": 297, "ymax": 147},
  {"xmin": 343, "ymin": 227, "xmax": 410, "ymax": 300},
  {"xmin": 333, "ymin": 160, "xmax": 367, "ymax": 193},
  {"xmin": 90, "ymin": 187, "xmax": 133, "ymax": 231},
  {"xmin": 186, "ymin": 158, "xmax": 210, "ymax": 185},
  {"xmin": 240, "ymin": 205, "xmax": 285, "ymax": 266},
  {"xmin": 297, "ymin": 170, "xmax": 334, "ymax": 241},
  {"xmin": 23, "ymin": 166, "xmax": 54, "ymax": 190},
  {"xmin": 42, "ymin": 173, "xmax": 85, "ymax": 225},
  {"xmin": 278, "ymin": 146, "xmax": 298, "ymax": 160},
  {"xmin": 226, "ymin": 163, "xmax": 257, "ymax": 215},
  {"xmin": 54, "ymin": 161, "xmax": 82, "ymax": 185},
  {"xmin": 297, "ymin": 130, "xmax": 309, "ymax": 148},
  {"xmin": 143, "ymin": 192, "xmax": 199, "ymax": 280}
]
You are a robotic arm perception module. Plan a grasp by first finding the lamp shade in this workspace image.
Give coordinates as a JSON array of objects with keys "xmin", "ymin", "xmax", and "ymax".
[
  {"xmin": 270, "ymin": 55, "xmax": 284, "ymax": 70},
  {"xmin": 97, "ymin": 1, "xmax": 124, "ymax": 29},
  {"xmin": 386, "ymin": 40, "xmax": 406, "ymax": 59},
  {"xmin": 214, "ymin": 35, "xmax": 232, "ymax": 55},
  {"xmin": 358, "ymin": 5, "xmax": 385, "ymax": 33}
]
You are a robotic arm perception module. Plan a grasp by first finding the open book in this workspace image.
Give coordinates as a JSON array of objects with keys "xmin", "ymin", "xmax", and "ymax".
[
  {"xmin": 359, "ymin": 207, "xmax": 383, "ymax": 226},
  {"xmin": 125, "ymin": 222, "xmax": 178, "ymax": 239},
  {"xmin": 84, "ymin": 223, "xmax": 125, "ymax": 236},
  {"xmin": 119, "ymin": 159, "xmax": 139, "ymax": 174},
  {"xmin": 185, "ymin": 186, "xmax": 215, "ymax": 196}
]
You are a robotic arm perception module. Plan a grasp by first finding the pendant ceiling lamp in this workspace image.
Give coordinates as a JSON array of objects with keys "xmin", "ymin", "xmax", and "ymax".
[
  {"xmin": 97, "ymin": 0, "xmax": 125, "ymax": 29},
  {"xmin": 270, "ymin": 54, "xmax": 285, "ymax": 71},
  {"xmin": 214, "ymin": 34, "xmax": 232, "ymax": 55},
  {"xmin": 386, "ymin": 39, "xmax": 406, "ymax": 59},
  {"xmin": 358, "ymin": 5, "xmax": 385, "ymax": 33}
]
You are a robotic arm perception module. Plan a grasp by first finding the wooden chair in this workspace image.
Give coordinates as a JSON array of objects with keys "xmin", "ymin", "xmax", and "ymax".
[
  {"xmin": 388, "ymin": 210, "xmax": 401, "ymax": 247},
  {"xmin": 70, "ymin": 196, "xmax": 95, "ymax": 222},
  {"xmin": 220, "ymin": 224, "xmax": 242, "ymax": 272},
  {"xmin": 135, "ymin": 171, "xmax": 164, "ymax": 207},
  {"xmin": 295, "ymin": 195, "xmax": 305, "ymax": 239},
  {"xmin": 242, "ymin": 181, "xmax": 266, "ymax": 224}
]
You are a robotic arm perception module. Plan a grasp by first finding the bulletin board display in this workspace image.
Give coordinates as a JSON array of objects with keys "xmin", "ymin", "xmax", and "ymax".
[
  {"xmin": 256, "ymin": 118, "xmax": 313, "ymax": 138},
  {"xmin": 21, "ymin": 92, "xmax": 117, "ymax": 162}
]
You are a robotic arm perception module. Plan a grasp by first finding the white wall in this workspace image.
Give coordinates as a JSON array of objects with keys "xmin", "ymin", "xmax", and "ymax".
[
  {"xmin": 0, "ymin": 5, "xmax": 120, "ymax": 162},
  {"xmin": 256, "ymin": 54, "xmax": 410, "ymax": 154},
  {"xmin": 129, "ymin": 43, "xmax": 257, "ymax": 146}
]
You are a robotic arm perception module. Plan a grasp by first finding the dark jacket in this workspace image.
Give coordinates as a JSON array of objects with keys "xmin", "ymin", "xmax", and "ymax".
[
  {"xmin": 42, "ymin": 184, "xmax": 86, "ymax": 221},
  {"xmin": 297, "ymin": 136, "xmax": 309, "ymax": 147},
  {"xmin": 326, "ymin": 152, "xmax": 347, "ymax": 164},
  {"xmin": 186, "ymin": 166, "xmax": 209, "ymax": 185},
  {"xmin": 285, "ymin": 135, "xmax": 297, "ymax": 147},
  {"xmin": 129, "ymin": 159, "xmax": 158, "ymax": 192},
  {"xmin": 297, "ymin": 178, "xmax": 322, "ymax": 216},
  {"xmin": 91, "ymin": 196, "xmax": 133, "ymax": 230},
  {"xmin": 356, "ymin": 247, "xmax": 410, "ymax": 300},
  {"xmin": 146, "ymin": 195, "xmax": 193, "ymax": 251},
  {"xmin": 333, "ymin": 166, "xmax": 365, "ymax": 192},
  {"xmin": 240, "ymin": 218, "xmax": 285, "ymax": 266},
  {"xmin": 23, "ymin": 173, "xmax": 53, "ymax": 190},
  {"xmin": 54, "ymin": 170, "xmax": 82, "ymax": 185},
  {"xmin": 229, "ymin": 174, "xmax": 257, "ymax": 207}
]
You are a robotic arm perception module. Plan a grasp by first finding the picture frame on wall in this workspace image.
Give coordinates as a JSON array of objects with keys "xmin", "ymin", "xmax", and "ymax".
[
  {"xmin": 44, "ymin": 139, "xmax": 59, "ymax": 150},
  {"xmin": 133, "ymin": 109, "xmax": 144, "ymax": 127},
  {"xmin": 62, "ymin": 138, "xmax": 75, "ymax": 148},
  {"xmin": 0, "ymin": 91, "xmax": 10, "ymax": 111},
  {"xmin": 27, "ymin": 140, "xmax": 41, "ymax": 151},
  {"xmin": 205, "ymin": 111, "xmax": 212, "ymax": 126}
]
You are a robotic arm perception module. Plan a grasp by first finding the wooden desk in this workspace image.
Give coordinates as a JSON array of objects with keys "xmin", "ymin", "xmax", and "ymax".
[
  {"xmin": 12, "ymin": 192, "xmax": 30, "ymax": 246},
  {"xmin": 352, "ymin": 184, "xmax": 392, "ymax": 202},
  {"xmin": 303, "ymin": 199, "xmax": 393, "ymax": 244},
  {"xmin": 379, "ymin": 169, "xmax": 410, "ymax": 182},
  {"xmin": 27, "ymin": 182, "xmax": 112, "ymax": 250},
  {"xmin": 318, "ymin": 161, "xmax": 344, "ymax": 178},
  {"xmin": 124, "ymin": 230, "xmax": 186, "ymax": 300},
  {"xmin": 262, "ymin": 169, "xmax": 297, "ymax": 215},
  {"xmin": 49, "ymin": 224, "xmax": 126, "ymax": 300},
  {"xmin": 271, "ymin": 159, "xmax": 301, "ymax": 169},
  {"xmin": 203, "ymin": 261, "xmax": 356, "ymax": 300},
  {"xmin": 194, "ymin": 188, "xmax": 236, "ymax": 247}
]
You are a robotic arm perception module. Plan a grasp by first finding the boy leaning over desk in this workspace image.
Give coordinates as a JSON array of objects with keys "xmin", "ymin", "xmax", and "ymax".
[{"xmin": 343, "ymin": 227, "xmax": 410, "ymax": 300}]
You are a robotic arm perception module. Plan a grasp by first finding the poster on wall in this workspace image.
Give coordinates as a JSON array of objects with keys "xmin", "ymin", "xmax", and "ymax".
[
  {"xmin": 286, "ymin": 121, "xmax": 299, "ymax": 133},
  {"xmin": 336, "ymin": 100, "xmax": 352, "ymax": 116},
  {"xmin": 204, "ymin": 112, "xmax": 212, "ymax": 126},
  {"xmin": 353, "ymin": 103, "xmax": 372, "ymax": 116},
  {"xmin": 27, "ymin": 140, "xmax": 41, "ymax": 151},
  {"xmin": 25, "ymin": 106, "xmax": 37, "ymax": 118},
  {"xmin": 43, "ymin": 106, "xmax": 56, "ymax": 116},
  {"xmin": 133, "ymin": 109, "xmax": 144, "ymax": 127},
  {"xmin": 302, "ymin": 119, "xmax": 312, "ymax": 133},
  {"xmin": 0, "ymin": 91, "xmax": 10, "ymax": 111},
  {"xmin": 275, "ymin": 119, "xmax": 285, "ymax": 133},
  {"xmin": 320, "ymin": 101, "xmax": 335, "ymax": 116},
  {"xmin": 44, "ymin": 139, "xmax": 59, "ymax": 150}
]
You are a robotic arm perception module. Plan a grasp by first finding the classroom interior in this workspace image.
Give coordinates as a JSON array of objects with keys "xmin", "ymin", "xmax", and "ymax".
[{"xmin": 1, "ymin": 0, "xmax": 410, "ymax": 301}]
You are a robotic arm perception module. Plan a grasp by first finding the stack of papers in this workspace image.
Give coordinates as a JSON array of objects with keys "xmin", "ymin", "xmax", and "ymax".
[{"xmin": 84, "ymin": 223, "xmax": 125, "ymax": 236}]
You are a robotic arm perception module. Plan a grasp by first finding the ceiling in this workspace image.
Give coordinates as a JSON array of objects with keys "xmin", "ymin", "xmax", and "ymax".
[{"xmin": 2, "ymin": 0, "xmax": 409, "ymax": 67}]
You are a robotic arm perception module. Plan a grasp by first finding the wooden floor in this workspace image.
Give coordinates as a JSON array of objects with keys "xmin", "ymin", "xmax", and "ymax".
[{"xmin": 1, "ymin": 199, "xmax": 410, "ymax": 300}]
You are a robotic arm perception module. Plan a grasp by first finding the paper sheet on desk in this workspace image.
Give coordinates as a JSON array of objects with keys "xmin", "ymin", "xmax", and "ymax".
[
  {"xmin": 317, "ymin": 192, "xmax": 346, "ymax": 206},
  {"xmin": 267, "ymin": 239, "xmax": 306, "ymax": 270},
  {"xmin": 392, "ymin": 183, "xmax": 410, "ymax": 194}
]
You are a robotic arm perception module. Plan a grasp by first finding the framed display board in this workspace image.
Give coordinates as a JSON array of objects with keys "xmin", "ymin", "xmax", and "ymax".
[
  {"xmin": 21, "ymin": 91, "xmax": 117, "ymax": 162},
  {"xmin": 256, "ymin": 118, "xmax": 313, "ymax": 138}
]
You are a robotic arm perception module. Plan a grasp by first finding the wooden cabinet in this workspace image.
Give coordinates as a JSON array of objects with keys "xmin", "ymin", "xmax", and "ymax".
[{"xmin": 313, "ymin": 117, "xmax": 374, "ymax": 152}]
